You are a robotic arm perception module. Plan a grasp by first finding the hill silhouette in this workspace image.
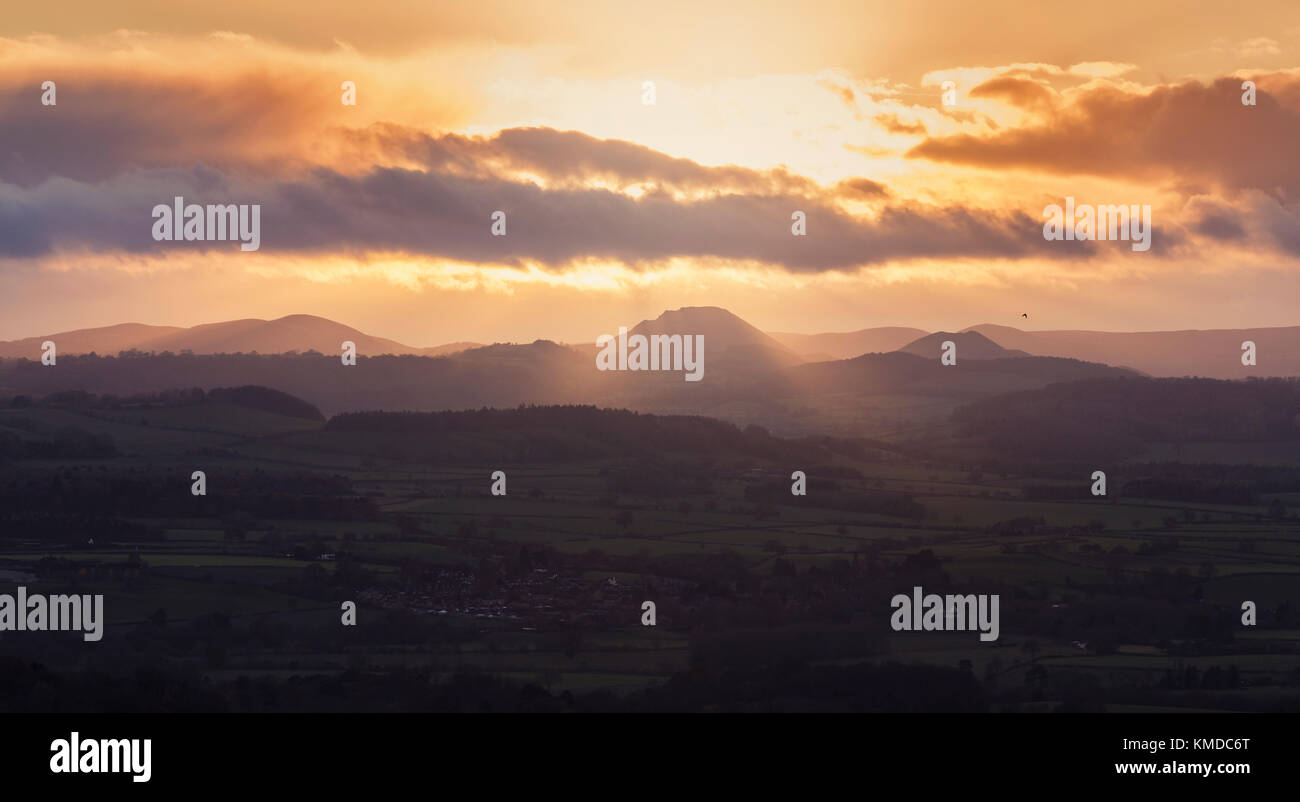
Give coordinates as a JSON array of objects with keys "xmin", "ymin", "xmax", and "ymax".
[
  {"xmin": 0, "ymin": 322, "xmax": 185, "ymax": 358},
  {"xmin": 0, "ymin": 338, "xmax": 1139, "ymax": 434},
  {"xmin": 960, "ymin": 323, "xmax": 1300, "ymax": 378},
  {"xmin": 630, "ymin": 306, "xmax": 794, "ymax": 355},
  {"xmin": 0, "ymin": 314, "xmax": 479, "ymax": 359},
  {"xmin": 897, "ymin": 330, "xmax": 1030, "ymax": 360},
  {"xmin": 626, "ymin": 306, "xmax": 803, "ymax": 372},
  {"xmin": 6, "ymin": 308, "xmax": 1300, "ymax": 379}
]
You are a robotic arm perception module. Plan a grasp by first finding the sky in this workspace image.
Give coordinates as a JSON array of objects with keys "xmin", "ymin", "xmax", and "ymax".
[{"xmin": 2, "ymin": 1, "xmax": 1299, "ymax": 346}]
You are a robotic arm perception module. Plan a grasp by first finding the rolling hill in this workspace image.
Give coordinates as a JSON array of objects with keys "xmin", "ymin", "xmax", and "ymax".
[
  {"xmin": 0, "ymin": 322, "xmax": 186, "ymax": 359},
  {"xmin": 960, "ymin": 323, "xmax": 1300, "ymax": 378},
  {"xmin": 630, "ymin": 306, "xmax": 792, "ymax": 352},
  {"xmin": 0, "ymin": 314, "xmax": 479, "ymax": 359},
  {"xmin": 3, "ymin": 306, "xmax": 1296, "ymax": 440},
  {"xmin": 897, "ymin": 330, "xmax": 1030, "ymax": 360}
]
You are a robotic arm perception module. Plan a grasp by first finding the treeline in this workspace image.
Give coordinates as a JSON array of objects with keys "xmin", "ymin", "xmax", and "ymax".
[
  {"xmin": 0, "ymin": 426, "xmax": 116, "ymax": 459},
  {"xmin": 2, "ymin": 385, "xmax": 324, "ymax": 422},
  {"xmin": 0, "ymin": 347, "xmax": 595, "ymax": 415},
  {"xmin": 0, "ymin": 469, "xmax": 378, "ymax": 525},
  {"xmin": 327, "ymin": 405, "xmax": 836, "ymax": 463},
  {"xmin": 208, "ymin": 386, "xmax": 324, "ymax": 421}
]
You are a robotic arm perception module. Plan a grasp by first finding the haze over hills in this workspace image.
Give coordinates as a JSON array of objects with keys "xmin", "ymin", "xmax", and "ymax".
[
  {"xmin": 0, "ymin": 322, "xmax": 188, "ymax": 358},
  {"xmin": 0, "ymin": 315, "xmax": 481, "ymax": 359},
  {"xmin": 769, "ymin": 326, "xmax": 928, "ymax": 360},
  {"xmin": 423, "ymin": 341, "xmax": 485, "ymax": 357},
  {"xmin": 960, "ymin": 324, "xmax": 1300, "ymax": 379},
  {"xmin": 4, "ymin": 301, "xmax": 1282, "ymax": 444},
  {"xmin": 4, "ymin": 308, "xmax": 1299, "ymax": 381},
  {"xmin": 0, "ymin": 305, "xmax": 1141, "ymax": 439},
  {"xmin": 148, "ymin": 315, "xmax": 423, "ymax": 356},
  {"xmin": 565, "ymin": 306, "xmax": 805, "ymax": 375},
  {"xmin": 898, "ymin": 330, "xmax": 1030, "ymax": 360},
  {"xmin": 630, "ymin": 306, "xmax": 801, "ymax": 366}
]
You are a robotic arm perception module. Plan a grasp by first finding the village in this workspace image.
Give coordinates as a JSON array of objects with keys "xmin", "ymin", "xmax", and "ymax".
[{"xmin": 356, "ymin": 566, "xmax": 658, "ymax": 629}]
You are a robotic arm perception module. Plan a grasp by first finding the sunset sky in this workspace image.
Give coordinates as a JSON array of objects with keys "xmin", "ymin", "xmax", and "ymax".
[{"xmin": 3, "ymin": 1, "xmax": 1300, "ymax": 346}]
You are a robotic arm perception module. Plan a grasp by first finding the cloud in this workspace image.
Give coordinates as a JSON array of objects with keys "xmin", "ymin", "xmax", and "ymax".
[
  {"xmin": 1065, "ymin": 62, "xmax": 1137, "ymax": 79},
  {"xmin": 908, "ymin": 74, "xmax": 1300, "ymax": 197},
  {"xmin": 967, "ymin": 76, "xmax": 1055, "ymax": 112},
  {"xmin": 0, "ymin": 159, "xmax": 1090, "ymax": 271},
  {"xmin": 1237, "ymin": 37, "xmax": 1282, "ymax": 57},
  {"xmin": 1183, "ymin": 195, "xmax": 1246, "ymax": 241},
  {"xmin": 0, "ymin": 42, "xmax": 1083, "ymax": 273},
  {"xmin": 343, "ymin": 125, "xmax": 824, "ymax": 197},
  {"xmin": 834, "ymin": 178, "xmax": 891, "ymax": 199},
  {"xmin": 0, "ymin": 36, "xmax": 1292, "ymax": 279},
  {"xmin": 0, "ymin": 71, "xmax": 330, "ymax": 187},
  {"xmin": 874, "ymin": 113, "xmax": 927, "ymax": 135},
  {"xmin": 0, "ymin": 31, "xmax": 474, "ymax": 188}
]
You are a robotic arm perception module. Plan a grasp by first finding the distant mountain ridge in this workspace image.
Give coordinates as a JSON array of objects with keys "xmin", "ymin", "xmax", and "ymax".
[
  {"xmin": 4, "ymin": 309, "xmax": 1299, "ymax": 380},
  {"xmin": 897, "ymin": 330, "xmax": 1031, "ymax": 360},
  {"xmin": 630, "ymin": 306, "xmax": 796, "ymax": 354},
  {"xmin": 959, "ymin": 323, "xmax": 1300, "ymax": 379},
  {"xmin": 0, "ymin": 314, "xmax": 480, "ymax": 359}
]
